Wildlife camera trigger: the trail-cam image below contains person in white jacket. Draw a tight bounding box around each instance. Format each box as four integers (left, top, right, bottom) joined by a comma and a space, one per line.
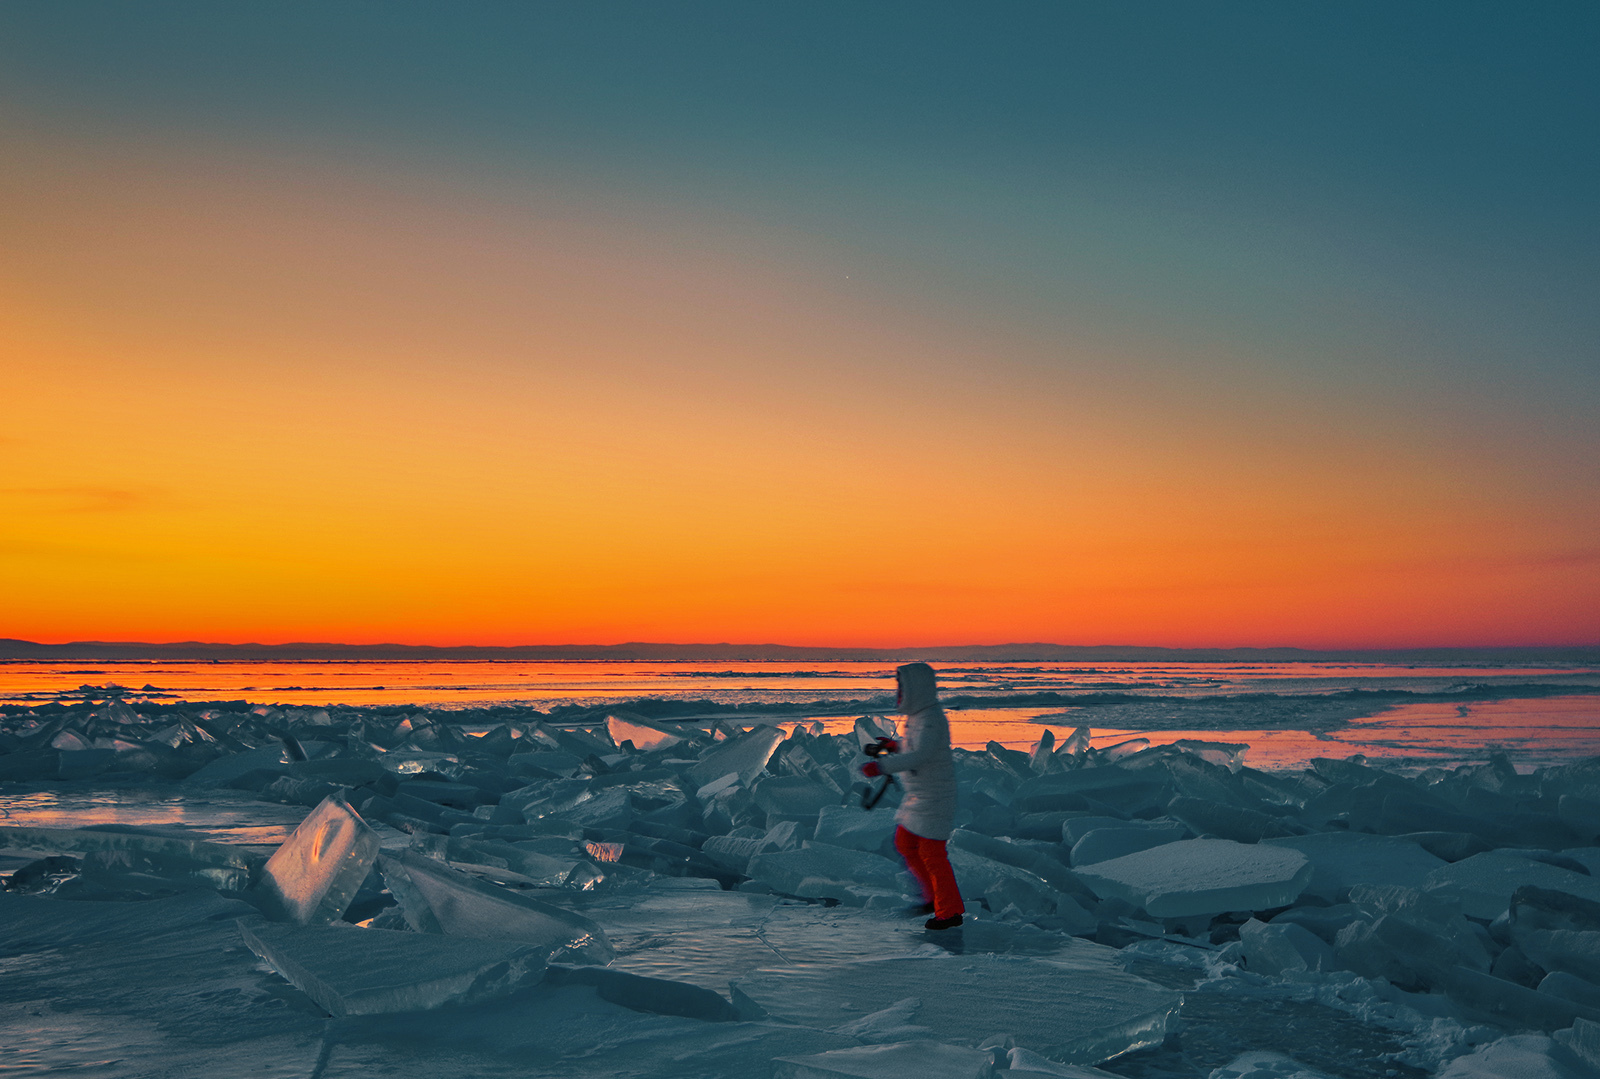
860, 662, 965, 929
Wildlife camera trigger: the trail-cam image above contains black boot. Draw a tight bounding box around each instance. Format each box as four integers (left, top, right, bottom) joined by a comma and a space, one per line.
924, 913, 963, 931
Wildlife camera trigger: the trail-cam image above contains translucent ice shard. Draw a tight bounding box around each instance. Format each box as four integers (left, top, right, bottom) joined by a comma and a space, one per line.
541, 963, 739, 1021
237, 920, 544, 1016
753, 775, 841, 823
605, 713, 686, 753
946, 848, 1063, 918
1553, 1016, 1600, 1070
0, 824, 256, 891
1437, 1033, 1596, 1079
686, 724, 786, 790
1538, 971, 1600, 1010
376, 849, 614, 964
1262, 832, 1445, 902
1070, 823, 1187, 867
746, 841, 904, 897
1425, 851, 1600, 919
813, 804, 897, 853
182, 744, 291, 788
733, 953, 1179, 1066
1333, 913, 1491, 989
1238, 917, 1335, 975
772, 1040, 996, 1079
1006, 1046, 1126, 1078
1426, 965, 1600, 1031
1073, 839, 1311, 918
254, 794, 380, 924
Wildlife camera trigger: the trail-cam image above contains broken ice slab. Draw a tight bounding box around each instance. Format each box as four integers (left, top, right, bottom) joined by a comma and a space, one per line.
1168, 739, 1249, 771
946, 847, 1072, 920
582, 888, 789, 988
732, 953, 1178, 1066
1268, 903, 1362, 945
747, 841, 905, 897
376, 849, 614, 964
541, 963, 738, 1021
702, 833, 778, 873
1006, 1046, 1125, 1078
1013, 768, 1169, 815
407, 832, 581, 887
254, 794, 380, 924
752, 774, 840, 822
772, 1040, 996, 1079
604, 712, 687, 753
1070, 822, 1187, 867
1398, 830, 1494, 862
812, 805, 896, 853
1074, 839, 1311, 919
1510, 886, 1600, 984
237, 920, 544, 1016
508, 749, 584, 777
0, 823, 256, 890
182, 744, 291, 788
1262, 832, 1447, 903
1425, 963, 1600, 1031
685, 724, 787, 790
1437, 1033, 1597, 1079
1165, 796, 1290, 844
1553, 1016, 1600, 1070
1333, 913, 1492, 989
1237, 917, 1336, 976
1539, 971, 1600, 1010
1206, 1050, 1337, 1079
1424, 850, 1600, 919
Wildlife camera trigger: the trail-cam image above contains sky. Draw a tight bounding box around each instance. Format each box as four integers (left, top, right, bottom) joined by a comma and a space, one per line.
1, 2, 1597, 649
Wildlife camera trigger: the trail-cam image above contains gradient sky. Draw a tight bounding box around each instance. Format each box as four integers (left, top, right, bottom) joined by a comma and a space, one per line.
2, 3, 1597, 648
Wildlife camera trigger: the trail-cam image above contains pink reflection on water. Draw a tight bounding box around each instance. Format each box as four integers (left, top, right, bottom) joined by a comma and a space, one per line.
0, 789, 308, 850
796, 696, 1600, 773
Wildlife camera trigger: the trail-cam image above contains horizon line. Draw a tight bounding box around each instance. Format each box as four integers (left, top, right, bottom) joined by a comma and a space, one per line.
3, 637, 1598, 655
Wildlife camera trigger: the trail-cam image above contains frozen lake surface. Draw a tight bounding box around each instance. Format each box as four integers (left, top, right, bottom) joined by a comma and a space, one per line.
5, 657, 1599, 769
4, 667, 1600, 1076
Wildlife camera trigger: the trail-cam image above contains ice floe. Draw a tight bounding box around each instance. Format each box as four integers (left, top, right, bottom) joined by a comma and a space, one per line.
8, 699, 1600, 1076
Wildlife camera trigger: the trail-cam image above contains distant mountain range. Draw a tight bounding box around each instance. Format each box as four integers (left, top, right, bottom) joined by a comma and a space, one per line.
1, 638, 1596, 664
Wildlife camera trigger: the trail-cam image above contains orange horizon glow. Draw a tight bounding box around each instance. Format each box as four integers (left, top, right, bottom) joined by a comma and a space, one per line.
4, 127, 1598, 652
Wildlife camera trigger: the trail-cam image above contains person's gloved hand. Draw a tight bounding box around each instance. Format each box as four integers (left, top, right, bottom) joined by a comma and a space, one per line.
860, 761, 883, 778
879, 737, 900, 753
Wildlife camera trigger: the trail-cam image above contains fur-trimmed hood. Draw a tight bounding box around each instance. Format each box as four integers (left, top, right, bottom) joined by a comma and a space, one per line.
896, 662, 939, 714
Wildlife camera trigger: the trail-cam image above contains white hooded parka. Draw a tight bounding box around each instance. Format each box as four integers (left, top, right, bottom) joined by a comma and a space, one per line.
876, 662, 958, 841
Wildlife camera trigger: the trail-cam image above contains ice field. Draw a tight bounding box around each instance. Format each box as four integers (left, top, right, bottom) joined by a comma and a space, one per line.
4, 670, 1600, 1077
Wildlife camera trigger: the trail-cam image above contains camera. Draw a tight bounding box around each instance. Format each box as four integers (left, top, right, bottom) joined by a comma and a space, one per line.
863, 736, 898, 758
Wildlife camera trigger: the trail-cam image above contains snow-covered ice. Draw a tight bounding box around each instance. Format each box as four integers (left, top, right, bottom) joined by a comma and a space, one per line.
1074, 839, 1312, 918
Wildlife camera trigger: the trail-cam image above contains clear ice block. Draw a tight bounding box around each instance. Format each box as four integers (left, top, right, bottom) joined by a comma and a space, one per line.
255, 794, 380, 924
376, 849, 614, 964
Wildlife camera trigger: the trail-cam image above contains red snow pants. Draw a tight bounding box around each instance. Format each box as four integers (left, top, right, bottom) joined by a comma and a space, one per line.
894, 825, 964, 919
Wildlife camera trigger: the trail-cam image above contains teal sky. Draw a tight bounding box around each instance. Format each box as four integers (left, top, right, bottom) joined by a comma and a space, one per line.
1, 3, 1597, 647
6, 4, 1595, 403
